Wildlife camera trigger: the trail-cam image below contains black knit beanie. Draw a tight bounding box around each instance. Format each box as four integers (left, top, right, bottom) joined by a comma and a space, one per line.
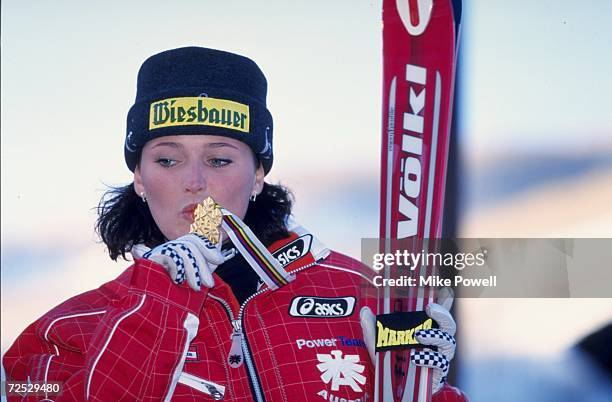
124, 46, 274, 174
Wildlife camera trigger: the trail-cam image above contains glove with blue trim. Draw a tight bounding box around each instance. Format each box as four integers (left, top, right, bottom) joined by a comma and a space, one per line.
132, 233, 226, 291
410, 287, 456, 393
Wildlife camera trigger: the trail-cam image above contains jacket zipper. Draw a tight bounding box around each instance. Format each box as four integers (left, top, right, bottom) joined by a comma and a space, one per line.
209, 261, 319, 402
178, 372, 225, 400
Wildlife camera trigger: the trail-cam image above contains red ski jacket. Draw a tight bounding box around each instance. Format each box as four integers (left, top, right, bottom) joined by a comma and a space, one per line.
3, 230, 467, 402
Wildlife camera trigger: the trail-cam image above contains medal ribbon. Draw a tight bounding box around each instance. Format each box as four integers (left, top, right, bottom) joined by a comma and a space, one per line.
220, 208, 295, 289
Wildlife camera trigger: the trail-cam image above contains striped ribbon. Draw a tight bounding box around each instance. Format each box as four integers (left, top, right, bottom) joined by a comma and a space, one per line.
220, 208, 294, 290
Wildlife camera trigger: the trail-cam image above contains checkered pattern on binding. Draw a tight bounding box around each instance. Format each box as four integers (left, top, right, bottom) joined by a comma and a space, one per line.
195, 234, 217, 250
162, 243, 187, 283
411, 350, 449, 373
178, 244, 201, 287
416, 328, 456, 345
144, 242, 202, 288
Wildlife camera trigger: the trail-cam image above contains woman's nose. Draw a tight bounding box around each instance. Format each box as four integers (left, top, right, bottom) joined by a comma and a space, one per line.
183, 162, 206, 194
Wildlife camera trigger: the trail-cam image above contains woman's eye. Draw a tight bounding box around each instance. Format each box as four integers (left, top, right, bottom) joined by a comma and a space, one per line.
156, 158, 177, 167
209, 158, 232, 168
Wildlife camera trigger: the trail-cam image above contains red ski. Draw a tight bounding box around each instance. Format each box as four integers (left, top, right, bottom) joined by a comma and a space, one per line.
377, 1, 461, 401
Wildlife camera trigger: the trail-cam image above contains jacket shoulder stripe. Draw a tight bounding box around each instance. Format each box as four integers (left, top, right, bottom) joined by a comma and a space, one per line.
86, 294, 146, 399
43, 354, 55, 397
317, 263, 375, 286
43, 309, 108, 345
164, 312, 200, 401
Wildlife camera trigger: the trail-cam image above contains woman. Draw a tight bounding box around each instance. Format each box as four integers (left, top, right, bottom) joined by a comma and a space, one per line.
3, 47, 466, 401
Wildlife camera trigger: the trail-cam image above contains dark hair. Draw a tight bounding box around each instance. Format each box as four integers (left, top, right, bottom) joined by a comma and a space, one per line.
96, 182, 293, 261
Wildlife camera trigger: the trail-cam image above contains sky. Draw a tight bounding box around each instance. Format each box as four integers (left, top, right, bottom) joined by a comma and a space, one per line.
2, 0, 612, 386
461, 1, 612, 152
2, 0, 611, 245
1, 0, 385, 246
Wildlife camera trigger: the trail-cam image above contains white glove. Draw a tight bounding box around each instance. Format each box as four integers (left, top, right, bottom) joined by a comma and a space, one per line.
410, 287, 456, 393
132, 233, 226, 291
359, 306, 377, 364
359, 287, 457, 394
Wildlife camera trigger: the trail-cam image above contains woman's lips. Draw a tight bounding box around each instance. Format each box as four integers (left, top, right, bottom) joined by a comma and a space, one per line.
180, 204, 198, 221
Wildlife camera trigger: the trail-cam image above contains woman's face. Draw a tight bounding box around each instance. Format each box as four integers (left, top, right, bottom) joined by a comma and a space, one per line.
134, 135, 264, 240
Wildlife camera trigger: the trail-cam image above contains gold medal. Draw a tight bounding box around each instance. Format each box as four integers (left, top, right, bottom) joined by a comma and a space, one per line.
189, 196, 223, 244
